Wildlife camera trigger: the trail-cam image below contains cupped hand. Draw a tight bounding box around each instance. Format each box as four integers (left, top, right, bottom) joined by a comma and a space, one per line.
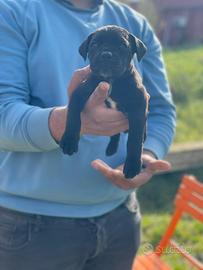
91, 151, 171, 190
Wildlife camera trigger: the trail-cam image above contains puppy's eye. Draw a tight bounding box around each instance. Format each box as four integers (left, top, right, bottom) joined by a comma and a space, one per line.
91, 43, 98, 48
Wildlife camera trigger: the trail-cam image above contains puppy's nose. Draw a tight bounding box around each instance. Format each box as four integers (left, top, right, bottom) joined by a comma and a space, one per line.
101, 51, 113, 59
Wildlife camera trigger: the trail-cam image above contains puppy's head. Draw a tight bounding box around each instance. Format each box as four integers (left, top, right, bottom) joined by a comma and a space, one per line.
79, 25, 147, 79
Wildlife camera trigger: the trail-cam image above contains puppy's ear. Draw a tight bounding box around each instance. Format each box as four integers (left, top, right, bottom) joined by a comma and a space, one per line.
129, 34, 147, 62
79, 33, 94, 61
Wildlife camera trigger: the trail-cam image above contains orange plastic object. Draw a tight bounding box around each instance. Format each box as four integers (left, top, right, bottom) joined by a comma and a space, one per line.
132, 175, 203, 270
133, 252, 171, 270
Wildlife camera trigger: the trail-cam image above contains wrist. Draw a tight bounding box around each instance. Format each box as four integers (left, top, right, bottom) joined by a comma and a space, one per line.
49, 106, 67, 142
143, 149, 158, 159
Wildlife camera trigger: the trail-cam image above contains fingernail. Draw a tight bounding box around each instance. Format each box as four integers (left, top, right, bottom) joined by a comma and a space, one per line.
86, 65, 92, 72
91, 161, 98, 170
99, 82, 110, 91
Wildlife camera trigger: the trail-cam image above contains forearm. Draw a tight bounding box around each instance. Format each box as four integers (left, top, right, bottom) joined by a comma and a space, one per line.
0, 102, 59, 152
49, 106, 67, 143
143, 102, 176, 159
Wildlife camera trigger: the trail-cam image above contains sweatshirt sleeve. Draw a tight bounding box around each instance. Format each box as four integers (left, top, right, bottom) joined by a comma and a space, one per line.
0, 1, 59, 152
140, 19, 176, 159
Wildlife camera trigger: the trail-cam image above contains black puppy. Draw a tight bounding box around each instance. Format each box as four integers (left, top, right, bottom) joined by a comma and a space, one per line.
60, 25, 149, 178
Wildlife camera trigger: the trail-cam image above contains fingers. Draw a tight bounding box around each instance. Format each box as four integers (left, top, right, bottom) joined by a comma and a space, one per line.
68, 66, 91, 98
129, 171, 153, 187
84, 100, 127, 123
92, 158, 149, 190
83, 120, 128, 136
91, 159, 113, 179
92, 158, 172, 191
98, 107, 127, 122
142, 153, 171, 173
87, 82, 110, 107
147, 160, 171, 173
91, 159, 132, 190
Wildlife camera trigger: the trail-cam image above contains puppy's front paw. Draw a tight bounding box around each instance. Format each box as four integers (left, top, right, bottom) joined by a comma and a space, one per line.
60, 134, 79, 155
123, 159, 141, 179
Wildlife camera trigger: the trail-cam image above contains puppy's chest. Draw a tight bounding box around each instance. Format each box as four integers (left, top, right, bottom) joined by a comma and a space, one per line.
105, 85, 118, 110
104, 82, 138, 112
105, 83, 119, 109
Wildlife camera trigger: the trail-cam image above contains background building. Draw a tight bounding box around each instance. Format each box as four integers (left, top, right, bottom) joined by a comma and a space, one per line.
155, 0, 203, 46
125, 0, 203, 46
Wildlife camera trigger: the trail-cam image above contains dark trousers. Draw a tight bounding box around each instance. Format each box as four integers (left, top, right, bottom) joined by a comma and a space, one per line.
0, 201, 141, 270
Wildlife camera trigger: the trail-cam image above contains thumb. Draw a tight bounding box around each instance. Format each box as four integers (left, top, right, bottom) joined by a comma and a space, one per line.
88, 82, 110, 106
147, 160, 171, 174
68, 66, 91, 98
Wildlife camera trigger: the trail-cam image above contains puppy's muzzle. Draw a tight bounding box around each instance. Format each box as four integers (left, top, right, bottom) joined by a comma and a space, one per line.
101, 51, 113, 60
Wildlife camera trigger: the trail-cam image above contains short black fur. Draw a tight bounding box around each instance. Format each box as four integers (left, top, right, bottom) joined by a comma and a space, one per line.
60, 25, 149, 178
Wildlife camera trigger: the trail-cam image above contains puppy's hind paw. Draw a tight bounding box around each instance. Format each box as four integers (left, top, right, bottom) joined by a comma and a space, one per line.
59, 135, 79, 155
123, 161, 141, 179
105, 144, 117, 156
105, 134, 120, 156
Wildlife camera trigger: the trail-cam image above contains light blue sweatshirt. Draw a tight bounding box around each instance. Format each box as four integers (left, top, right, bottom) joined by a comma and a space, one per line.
0, 0, 176, 217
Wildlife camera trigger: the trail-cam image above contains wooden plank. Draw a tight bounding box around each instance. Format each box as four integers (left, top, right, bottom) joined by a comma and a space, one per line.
165, 142, 203, 172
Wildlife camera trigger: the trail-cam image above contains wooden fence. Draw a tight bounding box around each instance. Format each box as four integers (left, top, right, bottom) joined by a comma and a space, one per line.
165, 142, 203, 172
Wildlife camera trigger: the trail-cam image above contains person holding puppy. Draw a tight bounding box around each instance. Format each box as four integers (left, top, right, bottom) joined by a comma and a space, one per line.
0, 0, 176, 269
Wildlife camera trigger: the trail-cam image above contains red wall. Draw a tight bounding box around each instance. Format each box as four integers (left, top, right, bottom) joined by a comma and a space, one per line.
159, 8, 203, 46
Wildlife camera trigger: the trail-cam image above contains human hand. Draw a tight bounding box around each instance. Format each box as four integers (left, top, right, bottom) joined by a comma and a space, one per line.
91, 150, 171, 190
68, 66, 129, 136
49, 66, 128, 142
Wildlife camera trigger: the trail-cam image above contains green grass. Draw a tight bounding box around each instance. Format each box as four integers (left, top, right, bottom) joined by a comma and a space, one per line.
176, 101, 203, 142
163, 46, 203, 143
